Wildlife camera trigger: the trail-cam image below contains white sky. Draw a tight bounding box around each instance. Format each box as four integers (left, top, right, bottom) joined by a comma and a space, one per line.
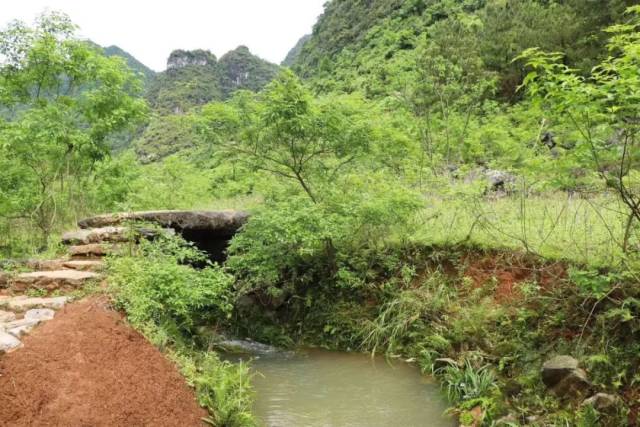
1, 0, 327, 71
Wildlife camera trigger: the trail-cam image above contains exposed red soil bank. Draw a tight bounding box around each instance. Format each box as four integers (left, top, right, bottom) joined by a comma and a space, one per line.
0, 298, 207, 426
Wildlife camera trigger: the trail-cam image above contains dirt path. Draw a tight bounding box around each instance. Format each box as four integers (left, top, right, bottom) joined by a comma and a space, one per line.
0, 298, 207, 427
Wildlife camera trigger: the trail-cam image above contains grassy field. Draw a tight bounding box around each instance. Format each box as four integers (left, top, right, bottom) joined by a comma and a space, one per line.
412, 192, 633, 267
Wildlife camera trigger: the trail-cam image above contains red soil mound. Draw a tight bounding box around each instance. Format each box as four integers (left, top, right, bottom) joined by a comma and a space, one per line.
0, 298, 207, 426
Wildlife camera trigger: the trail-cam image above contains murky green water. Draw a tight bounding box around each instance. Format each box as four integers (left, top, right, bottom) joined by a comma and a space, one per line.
250, 349, 453, 427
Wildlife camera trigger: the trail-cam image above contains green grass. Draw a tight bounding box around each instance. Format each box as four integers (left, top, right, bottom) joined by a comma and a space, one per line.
412, 193, 633, 267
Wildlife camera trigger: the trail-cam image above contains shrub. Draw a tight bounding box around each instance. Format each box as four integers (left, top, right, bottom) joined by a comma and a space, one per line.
108, 236, 234, 330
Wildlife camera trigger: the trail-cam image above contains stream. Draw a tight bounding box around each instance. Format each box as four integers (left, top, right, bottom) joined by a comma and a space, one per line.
242, 348, 454, 427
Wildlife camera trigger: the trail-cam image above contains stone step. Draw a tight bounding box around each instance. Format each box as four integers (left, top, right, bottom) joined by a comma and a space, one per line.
0, 309, 55, 338
68, 243, 122, 259
0, 331, 21, 353
0, 296, 69, 312
10, 270, 101, 292
22, 259, 105, 272
62, 226, 129, 245
62, 260, 105, 272
0, 310, 16, 322
2, 318, 39, 338
25, 259, 69, 271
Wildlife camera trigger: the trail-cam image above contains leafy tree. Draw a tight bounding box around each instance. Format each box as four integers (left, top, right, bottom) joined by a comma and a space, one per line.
0, 12, 146, 245
204, 70, 372, 203
398, 14, 495, 181
519, 6, 640, 251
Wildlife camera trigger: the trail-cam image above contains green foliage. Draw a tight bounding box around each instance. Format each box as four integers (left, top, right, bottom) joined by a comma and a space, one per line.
134, 113, 201, 162
0, 11, 146, 250
520, 6, 640, 253
227, 175, 421, 299
175, 351, 256, 427
362, 273, 454, 354
108, 235, 234, 330
289, 0, 626, 100
438, 360, 498, 404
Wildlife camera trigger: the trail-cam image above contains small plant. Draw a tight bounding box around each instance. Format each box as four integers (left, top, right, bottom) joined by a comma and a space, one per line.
175, 351, 257, 427
437, 360, 498, 403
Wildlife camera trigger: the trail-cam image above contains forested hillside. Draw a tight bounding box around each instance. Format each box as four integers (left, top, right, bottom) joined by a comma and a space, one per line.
291, 0, 634, 99
103, 44, 156, 83
137, 46, 279, 161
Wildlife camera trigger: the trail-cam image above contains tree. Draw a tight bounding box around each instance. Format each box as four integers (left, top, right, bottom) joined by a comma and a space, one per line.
202, 70, 372, 203
0, 12, 147, 246
397, 14, 495, 183
519, 6, 640, 252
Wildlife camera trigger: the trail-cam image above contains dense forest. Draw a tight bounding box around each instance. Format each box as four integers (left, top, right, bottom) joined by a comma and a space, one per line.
3, 1, 640, 425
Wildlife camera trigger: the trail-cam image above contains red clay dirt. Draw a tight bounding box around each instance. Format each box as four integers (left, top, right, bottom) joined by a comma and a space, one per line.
463, 253, 566, 303
0, 298, 207, 426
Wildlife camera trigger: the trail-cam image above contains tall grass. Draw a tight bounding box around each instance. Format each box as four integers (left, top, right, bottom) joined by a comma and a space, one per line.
412, 192, 634, 267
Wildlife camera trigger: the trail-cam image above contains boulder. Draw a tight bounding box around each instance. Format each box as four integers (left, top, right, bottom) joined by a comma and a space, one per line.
552, 368, 591, 399
0, 310, 16, 323
11, 270, 100, 292
542, 355, 591, 399
24, 308, 55, 321
78, 210, 249, 237
61, 226, 128, 245
0, 331, 21, 353
582, 393, 620, 411
485, 169, 516, 192
0, 296, 69, 312
542, 355, 580, 388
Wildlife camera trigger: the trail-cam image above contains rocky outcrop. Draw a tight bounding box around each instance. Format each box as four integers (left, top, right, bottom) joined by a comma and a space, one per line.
78, 210, 249, 236
0, 310, 16, 322
542, 355, 591, 399
167, 49, 217, 69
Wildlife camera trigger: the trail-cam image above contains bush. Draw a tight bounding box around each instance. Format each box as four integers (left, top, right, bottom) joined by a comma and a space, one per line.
108, 236, 234, 330
227, 173, 423, 302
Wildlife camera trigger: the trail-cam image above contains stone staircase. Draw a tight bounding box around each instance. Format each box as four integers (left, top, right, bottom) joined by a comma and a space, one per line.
0, 226, 130, 354
0, 210, 247, 355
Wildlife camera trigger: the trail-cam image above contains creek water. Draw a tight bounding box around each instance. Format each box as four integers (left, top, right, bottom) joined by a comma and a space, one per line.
247, 348, 453, 427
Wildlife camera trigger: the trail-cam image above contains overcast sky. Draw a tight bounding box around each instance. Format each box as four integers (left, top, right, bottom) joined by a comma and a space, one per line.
2, 0, 326, 71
